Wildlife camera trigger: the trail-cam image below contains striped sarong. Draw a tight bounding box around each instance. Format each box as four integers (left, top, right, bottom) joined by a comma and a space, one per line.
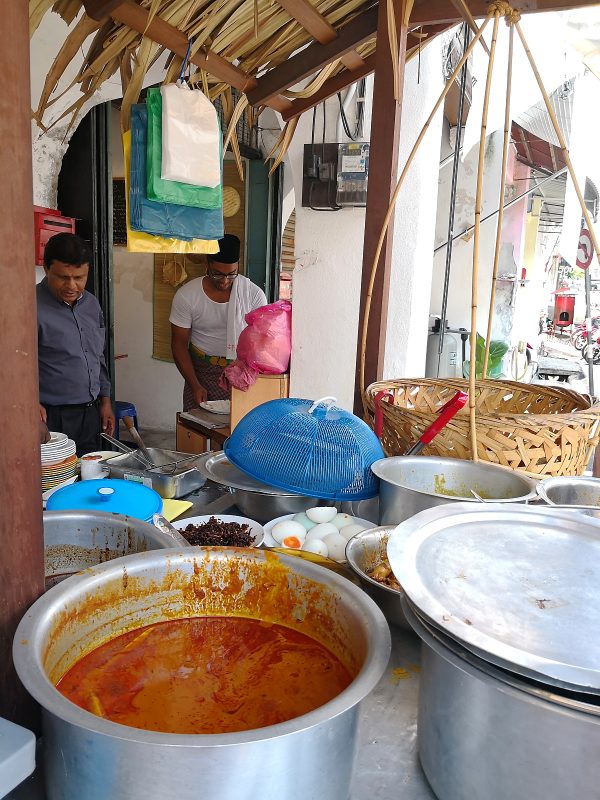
183, 348, 230, 410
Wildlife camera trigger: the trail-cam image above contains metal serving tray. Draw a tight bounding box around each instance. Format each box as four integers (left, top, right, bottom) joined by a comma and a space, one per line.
104, 448, 206, 499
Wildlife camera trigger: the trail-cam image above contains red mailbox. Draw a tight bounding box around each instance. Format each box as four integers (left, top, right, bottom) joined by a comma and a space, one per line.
34, 206, 76, 266
553, 293, 575, 328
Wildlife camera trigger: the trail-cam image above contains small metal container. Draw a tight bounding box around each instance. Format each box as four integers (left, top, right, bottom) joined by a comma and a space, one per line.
537, 475, 600, 518
106, 448, 206, 499
372, 456, 538, 525
345, 527, 409, 629
43, 510, 188, 587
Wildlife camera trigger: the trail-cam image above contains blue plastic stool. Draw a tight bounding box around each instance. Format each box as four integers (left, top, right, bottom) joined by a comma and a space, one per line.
114, 401, 139, 441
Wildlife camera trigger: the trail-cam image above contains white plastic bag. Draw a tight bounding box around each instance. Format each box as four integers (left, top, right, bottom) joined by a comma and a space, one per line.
160, 81, 221, 188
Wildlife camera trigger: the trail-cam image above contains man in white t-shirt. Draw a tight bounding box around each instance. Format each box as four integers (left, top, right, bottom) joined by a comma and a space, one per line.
169, 235, 267, 409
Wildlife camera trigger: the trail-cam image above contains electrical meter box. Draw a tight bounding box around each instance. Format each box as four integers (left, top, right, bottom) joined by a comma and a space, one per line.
336, 142, 369, 206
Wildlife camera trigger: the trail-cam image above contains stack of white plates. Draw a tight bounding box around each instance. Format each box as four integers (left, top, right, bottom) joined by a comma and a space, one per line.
41, 432, 78, 492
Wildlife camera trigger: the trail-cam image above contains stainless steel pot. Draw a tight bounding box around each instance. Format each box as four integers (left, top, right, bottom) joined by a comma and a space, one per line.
232, 486, 321, 521
43, 510, 188, 587
14, 548, 390, 800
372, 456, 538, 525
404, 601, 600, 800
345, 527, 409, 629
537, 475, 600, 518
195, 451, 322, 523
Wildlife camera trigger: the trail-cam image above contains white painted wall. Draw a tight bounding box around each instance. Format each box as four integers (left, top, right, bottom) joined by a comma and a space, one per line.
383, 44, 445, 378
430, 126, 529, 347
287, 44, 444, 409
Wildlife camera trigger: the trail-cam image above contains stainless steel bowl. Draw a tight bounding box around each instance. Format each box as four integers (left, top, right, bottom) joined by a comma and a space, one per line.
233, 487, 321, 522
43, 510, 188, 588
345, 527, 409, 629
537, 476, 600, 518
372, 456, 538, 525
14, 548, 391, 800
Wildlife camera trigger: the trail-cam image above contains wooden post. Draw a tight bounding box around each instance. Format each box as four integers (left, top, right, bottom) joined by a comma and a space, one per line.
353, 0, 409, 412
0, 0, 45, 728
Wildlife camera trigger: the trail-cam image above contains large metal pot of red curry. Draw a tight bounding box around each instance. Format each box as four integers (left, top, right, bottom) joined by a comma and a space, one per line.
14, 547, 390, 800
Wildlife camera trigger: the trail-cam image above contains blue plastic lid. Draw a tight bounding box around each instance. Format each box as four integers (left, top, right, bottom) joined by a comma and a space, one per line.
46, 478, 163, 522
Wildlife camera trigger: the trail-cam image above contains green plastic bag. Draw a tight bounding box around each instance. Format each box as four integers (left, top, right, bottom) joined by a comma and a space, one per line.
146, 88, 223, 210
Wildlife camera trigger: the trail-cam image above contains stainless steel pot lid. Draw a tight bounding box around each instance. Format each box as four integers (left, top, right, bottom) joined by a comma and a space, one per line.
196, 451, 302, 497
388, 502, 600, 694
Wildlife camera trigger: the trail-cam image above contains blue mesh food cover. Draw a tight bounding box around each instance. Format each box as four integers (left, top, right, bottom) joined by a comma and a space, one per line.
130, 104, 224, 241
224, 397, 384, 500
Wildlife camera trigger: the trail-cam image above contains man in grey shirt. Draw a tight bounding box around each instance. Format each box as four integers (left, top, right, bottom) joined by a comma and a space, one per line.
37, 233, 115, 455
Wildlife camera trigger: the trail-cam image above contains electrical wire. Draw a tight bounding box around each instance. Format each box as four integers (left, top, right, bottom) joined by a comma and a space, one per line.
337, 92, 356, 140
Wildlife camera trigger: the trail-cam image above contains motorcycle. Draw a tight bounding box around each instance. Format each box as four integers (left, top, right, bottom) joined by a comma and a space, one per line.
582, 335, 600, 365
570, 318, 600, 351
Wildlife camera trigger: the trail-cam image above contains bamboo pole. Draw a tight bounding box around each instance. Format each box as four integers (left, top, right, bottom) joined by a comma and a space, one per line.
359, 12, 493, 403
483, 23, 514, 377
515, 22, 600, 267
469, 12, 500, 460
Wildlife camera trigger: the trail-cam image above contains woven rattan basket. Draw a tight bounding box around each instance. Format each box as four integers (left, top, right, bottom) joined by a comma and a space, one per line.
365, 378, 600, 478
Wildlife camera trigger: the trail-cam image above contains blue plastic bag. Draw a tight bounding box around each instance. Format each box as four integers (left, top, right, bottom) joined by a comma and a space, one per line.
130, 104, 224, 241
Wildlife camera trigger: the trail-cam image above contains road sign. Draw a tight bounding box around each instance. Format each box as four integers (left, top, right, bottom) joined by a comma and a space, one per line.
576, 228, 594, 270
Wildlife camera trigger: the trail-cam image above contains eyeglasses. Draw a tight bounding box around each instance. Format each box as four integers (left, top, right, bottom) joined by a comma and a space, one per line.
208, 267, 238, 281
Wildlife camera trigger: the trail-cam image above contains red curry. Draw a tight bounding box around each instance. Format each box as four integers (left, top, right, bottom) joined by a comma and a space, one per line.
57, 616, 353, 734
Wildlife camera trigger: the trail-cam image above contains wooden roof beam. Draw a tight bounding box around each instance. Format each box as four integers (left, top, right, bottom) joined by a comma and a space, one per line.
274, 0, 365, 71
248, 5, 378, 107
410, 0, 600, 26
281, 54, 376, 121
518, 127, 535, 165
83, 0, 293, 113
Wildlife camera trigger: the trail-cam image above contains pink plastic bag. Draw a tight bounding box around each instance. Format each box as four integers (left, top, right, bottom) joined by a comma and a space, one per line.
236, 300, 292, 374
219, 360, 259, 392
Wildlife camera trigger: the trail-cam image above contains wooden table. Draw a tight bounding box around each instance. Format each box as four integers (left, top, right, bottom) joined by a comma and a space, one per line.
175, 412, 230, 454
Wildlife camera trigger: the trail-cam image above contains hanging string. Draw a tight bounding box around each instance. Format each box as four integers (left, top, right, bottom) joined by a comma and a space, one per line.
412, 28, 428, 84
177, 38, 194, 83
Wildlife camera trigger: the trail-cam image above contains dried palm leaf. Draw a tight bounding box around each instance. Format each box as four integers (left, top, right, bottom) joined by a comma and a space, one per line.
268, 116, 298, 176
52, 0, 81, 26
121, 37, 161, 132
223, 93, 248, 150
33, 13, 101, 123
283, 59, 340, 99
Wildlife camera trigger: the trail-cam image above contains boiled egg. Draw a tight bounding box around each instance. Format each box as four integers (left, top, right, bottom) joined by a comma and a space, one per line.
292, 512, 317, 531
322, 532, 347, 562
332, 513, 354, 530
305, 523, 338, 542
271, 520, 306, 546
339, 522, 366, 541
306, 507, 337, 524
302, 539, 328, 557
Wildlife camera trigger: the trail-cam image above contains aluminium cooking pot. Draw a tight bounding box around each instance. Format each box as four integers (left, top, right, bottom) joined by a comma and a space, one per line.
404, 601, 600, 800
372, 456, 538, 525
14, 547, 390, 800
43, 510, 188, 587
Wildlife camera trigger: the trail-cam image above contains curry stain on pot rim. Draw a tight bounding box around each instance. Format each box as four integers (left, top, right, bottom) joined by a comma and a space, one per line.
44, 548, 364, 687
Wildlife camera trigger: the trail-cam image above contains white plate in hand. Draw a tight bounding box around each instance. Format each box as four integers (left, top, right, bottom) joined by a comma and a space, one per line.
199, 400, 231, 415
263, 514, 376, 548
